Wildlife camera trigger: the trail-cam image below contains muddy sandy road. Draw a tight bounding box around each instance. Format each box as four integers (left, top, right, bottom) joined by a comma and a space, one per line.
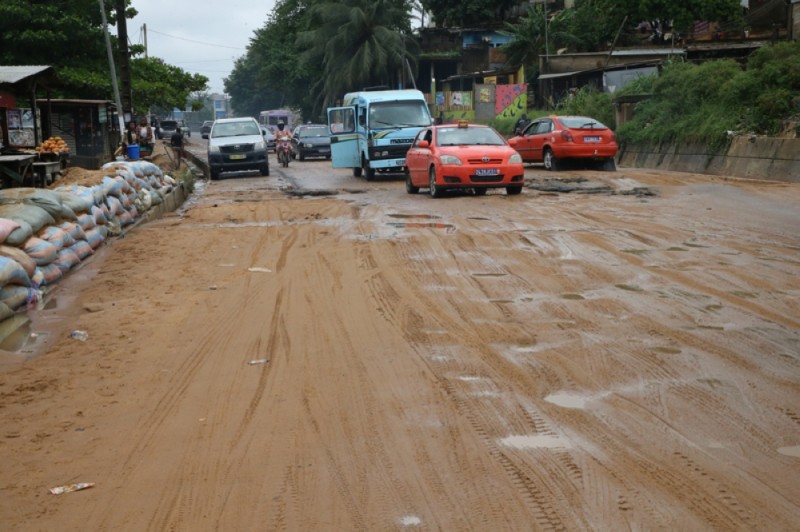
1, 160, 798, 530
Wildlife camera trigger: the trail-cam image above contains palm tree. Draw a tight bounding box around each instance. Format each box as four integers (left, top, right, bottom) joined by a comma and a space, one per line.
298, 0, 418, 110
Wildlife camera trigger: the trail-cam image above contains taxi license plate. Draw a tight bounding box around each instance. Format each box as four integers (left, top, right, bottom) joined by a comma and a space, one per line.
475, 168, 498, 176
584, 136, 601, 143
229, 154, 246, 160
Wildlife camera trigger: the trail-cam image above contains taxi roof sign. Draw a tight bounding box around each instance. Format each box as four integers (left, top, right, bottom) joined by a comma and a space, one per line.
457, 119, 469, 128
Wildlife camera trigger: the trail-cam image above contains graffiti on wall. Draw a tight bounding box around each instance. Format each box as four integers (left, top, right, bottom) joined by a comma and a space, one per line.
495, 84, 527, 120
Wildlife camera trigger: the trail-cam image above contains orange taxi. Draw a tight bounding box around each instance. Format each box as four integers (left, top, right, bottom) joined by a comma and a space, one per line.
508, 115, 618, 171
405, 122, 525, 197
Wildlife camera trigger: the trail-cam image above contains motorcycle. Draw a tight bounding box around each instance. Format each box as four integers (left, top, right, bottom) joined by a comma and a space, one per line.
277, 139, 291, 167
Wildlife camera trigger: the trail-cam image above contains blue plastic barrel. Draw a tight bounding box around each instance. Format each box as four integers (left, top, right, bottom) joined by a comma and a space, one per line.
126, 144, 140, 159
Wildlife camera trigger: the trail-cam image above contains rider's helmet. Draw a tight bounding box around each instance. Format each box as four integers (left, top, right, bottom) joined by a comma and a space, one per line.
277, 121, 285, 130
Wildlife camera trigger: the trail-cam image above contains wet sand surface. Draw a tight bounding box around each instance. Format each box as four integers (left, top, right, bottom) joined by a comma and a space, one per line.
1, 158, 798, 530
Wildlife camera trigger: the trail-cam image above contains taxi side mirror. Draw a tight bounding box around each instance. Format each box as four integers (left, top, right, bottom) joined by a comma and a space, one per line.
418, 140, 430, 148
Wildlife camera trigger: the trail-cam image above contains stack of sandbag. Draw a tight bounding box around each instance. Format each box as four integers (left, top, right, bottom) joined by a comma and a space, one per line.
0, 161, 180, 320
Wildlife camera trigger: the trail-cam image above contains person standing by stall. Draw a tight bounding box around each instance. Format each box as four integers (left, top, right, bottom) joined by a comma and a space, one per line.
138, 117, 154, 157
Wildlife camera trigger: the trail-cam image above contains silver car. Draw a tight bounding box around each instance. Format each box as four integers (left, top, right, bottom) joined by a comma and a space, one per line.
207, 117, 270, 180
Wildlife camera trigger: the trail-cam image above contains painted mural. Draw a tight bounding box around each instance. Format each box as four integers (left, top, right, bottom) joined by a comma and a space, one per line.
495, 84, 527, 120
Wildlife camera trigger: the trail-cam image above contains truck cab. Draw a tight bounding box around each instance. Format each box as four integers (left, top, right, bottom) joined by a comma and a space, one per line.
327, 89, 432, 180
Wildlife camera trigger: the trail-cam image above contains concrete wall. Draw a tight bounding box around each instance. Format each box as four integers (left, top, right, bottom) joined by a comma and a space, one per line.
617, 136, 800, 183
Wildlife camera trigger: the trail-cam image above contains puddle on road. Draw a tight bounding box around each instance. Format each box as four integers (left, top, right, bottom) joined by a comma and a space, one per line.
387, 222, 455, 231
500, 434, 571, 450
777, 446, 800, 458
544, 392, 588, 410
388, 213, 441, 220
398, 515, 423, 527
0, 315, 48, 353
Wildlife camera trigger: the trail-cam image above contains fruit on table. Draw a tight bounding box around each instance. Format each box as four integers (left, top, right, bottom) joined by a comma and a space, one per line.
35, 136, 69, 154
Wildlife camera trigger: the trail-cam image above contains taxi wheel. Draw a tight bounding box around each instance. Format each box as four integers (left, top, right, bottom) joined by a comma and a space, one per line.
474, 188, 487, 196
405, 171, 419, 194
506, 185, 523, 195
429, 167, 443, 198
544, 148, 561, 171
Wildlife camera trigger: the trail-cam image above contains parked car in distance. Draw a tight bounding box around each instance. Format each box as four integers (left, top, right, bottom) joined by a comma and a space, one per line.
200, 120, 214, 139
508, 115, 617, 171
290, 124, 331, 160
262, 126, 275, 152
158, 119, 191, 139
405, 122, 525, 197
207, 117, 269, 180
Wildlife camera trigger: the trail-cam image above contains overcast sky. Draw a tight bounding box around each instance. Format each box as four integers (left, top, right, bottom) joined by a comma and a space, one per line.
124, 0, 278, 95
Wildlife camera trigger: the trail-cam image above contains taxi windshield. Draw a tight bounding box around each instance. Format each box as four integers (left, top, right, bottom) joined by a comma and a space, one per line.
437, 127, 505, 146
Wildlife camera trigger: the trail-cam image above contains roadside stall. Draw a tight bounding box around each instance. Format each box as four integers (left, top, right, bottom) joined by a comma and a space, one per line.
0, 66, 55, 188
37, 99, 118, 171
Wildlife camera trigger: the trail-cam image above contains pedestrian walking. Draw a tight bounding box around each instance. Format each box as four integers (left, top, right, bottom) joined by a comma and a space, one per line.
170, 124, 185, 169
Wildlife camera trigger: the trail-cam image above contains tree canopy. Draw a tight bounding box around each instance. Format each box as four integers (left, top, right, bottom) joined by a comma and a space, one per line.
421, 0, 519, 28
0, 0, 207, 113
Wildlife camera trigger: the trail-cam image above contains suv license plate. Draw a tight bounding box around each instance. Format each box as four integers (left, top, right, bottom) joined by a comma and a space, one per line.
475, 168, 498, 176
229, 154, 246, 160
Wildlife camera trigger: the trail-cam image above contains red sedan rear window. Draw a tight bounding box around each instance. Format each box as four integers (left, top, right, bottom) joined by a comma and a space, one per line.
559, 117, 609, 130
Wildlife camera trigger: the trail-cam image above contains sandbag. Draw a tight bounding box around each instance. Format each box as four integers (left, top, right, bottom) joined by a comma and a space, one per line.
0, 203, 55, 235
23, 237, 59, 266
56, 186, 95, 214
0, 218, 21, 243
0, 245, 36, 277
91, 205, 107, 225
0, 256, 32, 287
39, 226, 76, 249
70, 240, 93, 260
76, 213, 96, 232
35, 263, 62, 286
58, 221, 87, 242
0, 300, 14, 322
53, 248, 80, 273
0, 188, 66, 221
118, 211, 134, 226
105, 195, 123, 216
5, 219, 33, 247
0, 285, 37, 310
84, 227, 106, 249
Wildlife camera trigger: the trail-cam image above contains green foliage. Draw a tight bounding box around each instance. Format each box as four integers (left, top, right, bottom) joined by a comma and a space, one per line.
226, 0, 319, 120
0, 0, 206, 111
421, 0, 518, 28
556, 86, 615, 129
615, 41, 800, 150
297, 0, 417, 112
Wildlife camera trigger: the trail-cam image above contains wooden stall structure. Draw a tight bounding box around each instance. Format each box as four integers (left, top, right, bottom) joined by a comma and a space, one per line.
37, 99, 118, 170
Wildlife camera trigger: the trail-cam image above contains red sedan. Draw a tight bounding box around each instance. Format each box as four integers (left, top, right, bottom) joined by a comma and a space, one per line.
508, 115, 618, 171
405, 123, 525, 197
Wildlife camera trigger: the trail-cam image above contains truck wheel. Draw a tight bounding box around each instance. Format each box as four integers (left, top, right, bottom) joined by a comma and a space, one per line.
261, 164, 270, 177
353, 166, 362, 177
210, 168, 220, 180
363, 158, 375, 181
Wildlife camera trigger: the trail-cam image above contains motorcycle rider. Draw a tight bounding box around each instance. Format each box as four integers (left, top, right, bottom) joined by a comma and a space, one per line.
274, 121, 293, 164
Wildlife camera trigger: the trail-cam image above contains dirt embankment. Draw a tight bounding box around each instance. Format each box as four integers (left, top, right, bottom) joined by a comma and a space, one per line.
0, 165, 798, 530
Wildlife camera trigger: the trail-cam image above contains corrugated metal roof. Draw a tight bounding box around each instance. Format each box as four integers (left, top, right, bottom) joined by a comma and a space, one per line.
0, 65, 53, 85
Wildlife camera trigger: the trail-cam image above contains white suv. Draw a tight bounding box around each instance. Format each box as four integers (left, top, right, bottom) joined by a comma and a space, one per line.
207, 117, 270, 180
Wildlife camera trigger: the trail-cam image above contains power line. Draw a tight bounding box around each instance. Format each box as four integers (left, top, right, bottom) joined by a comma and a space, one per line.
146, 27, 245, 51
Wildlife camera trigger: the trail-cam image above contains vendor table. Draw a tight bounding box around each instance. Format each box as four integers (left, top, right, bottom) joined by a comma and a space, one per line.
0, 154, 35, 186
32, 160, 62, 186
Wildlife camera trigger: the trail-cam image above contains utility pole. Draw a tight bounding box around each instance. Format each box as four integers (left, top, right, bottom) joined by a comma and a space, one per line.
115, 0, 133, 122
143, 23, 148, 58
98, 0, 125, 143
